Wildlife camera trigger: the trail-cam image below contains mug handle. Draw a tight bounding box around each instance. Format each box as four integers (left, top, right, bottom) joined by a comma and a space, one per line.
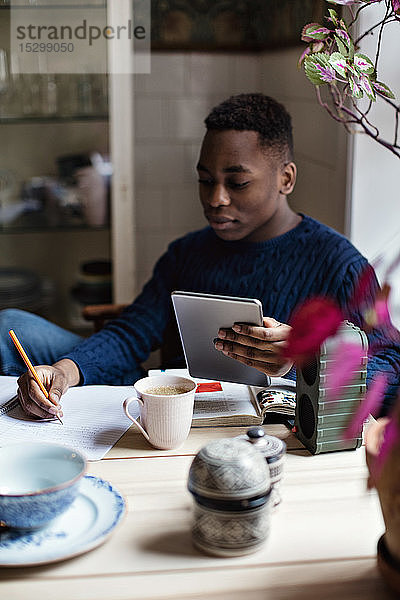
123, 396, 150, 442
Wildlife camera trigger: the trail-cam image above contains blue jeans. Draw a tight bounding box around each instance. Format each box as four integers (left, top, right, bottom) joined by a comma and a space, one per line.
0, 309, 83, 376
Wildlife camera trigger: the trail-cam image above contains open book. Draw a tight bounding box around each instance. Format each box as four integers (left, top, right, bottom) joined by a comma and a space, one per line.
148, 369, 296, 427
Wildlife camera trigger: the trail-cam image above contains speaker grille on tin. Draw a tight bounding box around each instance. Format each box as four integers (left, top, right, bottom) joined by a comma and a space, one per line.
301, 356, 318, 387
298, 394, 315, 440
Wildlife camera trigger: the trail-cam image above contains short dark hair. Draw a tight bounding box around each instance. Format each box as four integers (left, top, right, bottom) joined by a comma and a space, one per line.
204, 93, 294, 162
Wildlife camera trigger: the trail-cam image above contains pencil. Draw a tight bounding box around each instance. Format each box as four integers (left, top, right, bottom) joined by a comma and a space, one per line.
8, 329, 63, 425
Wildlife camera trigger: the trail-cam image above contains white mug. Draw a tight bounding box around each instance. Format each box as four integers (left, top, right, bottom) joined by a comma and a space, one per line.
123, 375, 197, 450
75, 166, 107, 227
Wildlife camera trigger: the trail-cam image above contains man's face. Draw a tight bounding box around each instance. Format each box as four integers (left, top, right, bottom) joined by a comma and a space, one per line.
197, 129, 291, 243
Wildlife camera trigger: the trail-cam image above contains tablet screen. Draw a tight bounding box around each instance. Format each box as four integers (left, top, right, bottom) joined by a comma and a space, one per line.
171, 291, 270, 386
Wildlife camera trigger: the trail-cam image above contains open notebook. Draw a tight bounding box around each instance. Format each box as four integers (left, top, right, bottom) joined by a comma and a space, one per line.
0, 377, 136, 461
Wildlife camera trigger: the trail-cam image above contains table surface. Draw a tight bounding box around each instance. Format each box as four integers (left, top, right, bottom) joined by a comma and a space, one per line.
0, 422, 397, 600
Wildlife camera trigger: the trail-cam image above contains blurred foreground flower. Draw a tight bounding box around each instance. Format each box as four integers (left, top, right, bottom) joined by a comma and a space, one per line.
344, 372, 388, 440
324, 341, 365, 404
283, 297, 342, 364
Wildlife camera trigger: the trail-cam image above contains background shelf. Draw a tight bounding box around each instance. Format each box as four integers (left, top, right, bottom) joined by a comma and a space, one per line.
0, 114, 108, 124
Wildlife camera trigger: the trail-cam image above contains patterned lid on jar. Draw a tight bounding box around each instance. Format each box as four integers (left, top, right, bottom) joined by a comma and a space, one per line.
241, 427, 286, 464
188, 438, 271, 501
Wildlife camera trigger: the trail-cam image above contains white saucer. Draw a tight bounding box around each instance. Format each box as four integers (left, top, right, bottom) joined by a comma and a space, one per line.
0, 475, 126, 567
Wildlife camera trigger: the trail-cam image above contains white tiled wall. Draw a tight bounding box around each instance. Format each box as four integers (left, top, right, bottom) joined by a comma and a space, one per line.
260, 48, 348, 233
133, 52, 266, 293
133, 50, 348, 294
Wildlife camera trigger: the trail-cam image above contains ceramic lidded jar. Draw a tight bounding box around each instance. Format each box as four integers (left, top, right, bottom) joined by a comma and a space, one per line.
240, 427, 286, 507
187, 438, 272, 557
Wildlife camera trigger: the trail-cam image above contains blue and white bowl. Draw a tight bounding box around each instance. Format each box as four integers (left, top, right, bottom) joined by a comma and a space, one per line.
0, 442, 87, 529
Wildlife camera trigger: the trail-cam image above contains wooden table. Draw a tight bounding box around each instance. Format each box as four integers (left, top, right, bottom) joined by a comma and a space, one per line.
0, 423, 397, 599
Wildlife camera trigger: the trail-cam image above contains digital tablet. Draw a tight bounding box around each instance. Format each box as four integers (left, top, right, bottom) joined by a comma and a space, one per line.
171, 291, 270, 387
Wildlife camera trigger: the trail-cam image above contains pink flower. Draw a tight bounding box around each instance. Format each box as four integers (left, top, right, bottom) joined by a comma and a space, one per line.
325, 342, 365, 404
343, 373, 387, 440
374, 297, 391, 325
284, 297, 343, 364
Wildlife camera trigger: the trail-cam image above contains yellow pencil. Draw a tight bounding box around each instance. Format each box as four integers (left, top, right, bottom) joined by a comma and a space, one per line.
8, 329, 63, 425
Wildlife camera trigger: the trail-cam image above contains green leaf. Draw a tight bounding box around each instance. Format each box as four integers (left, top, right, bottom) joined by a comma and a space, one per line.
346, 62, 358, 77
373, 81, 396, 99
303, 24, 331, 41
347, 38, 355, 61
334, 35, 349, 57
349, 77, 363, 99
359, 75, 376, 101
304, 53, 335, 85
329, 52, 348, 78
312, 41, 325, 53
328, 9, 339, 26
354, 53, 375, 75
302, 22, 328, 43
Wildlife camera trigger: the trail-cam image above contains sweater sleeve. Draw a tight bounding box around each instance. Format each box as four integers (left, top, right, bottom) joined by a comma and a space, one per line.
336, 260, 400, 416
62, 240, 181, 385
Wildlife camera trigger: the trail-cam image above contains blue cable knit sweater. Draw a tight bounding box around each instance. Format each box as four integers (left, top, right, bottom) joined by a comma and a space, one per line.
64, 215, 400, 414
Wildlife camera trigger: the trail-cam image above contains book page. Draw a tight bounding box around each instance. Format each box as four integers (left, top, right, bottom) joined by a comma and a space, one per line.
0, 377, 137, 461
193, 380, 259, 420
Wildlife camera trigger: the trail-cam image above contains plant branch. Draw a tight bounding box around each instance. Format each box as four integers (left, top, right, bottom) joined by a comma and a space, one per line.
374, 2, 390, 71
315, 83, 400, 157
348, 2, 371, 29
338, 104, 400, 158
356, 15, 391, 45
362, 3, 389, 118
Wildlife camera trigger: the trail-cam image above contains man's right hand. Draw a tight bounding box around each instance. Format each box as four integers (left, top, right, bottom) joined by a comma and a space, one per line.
17, 359, 80, 419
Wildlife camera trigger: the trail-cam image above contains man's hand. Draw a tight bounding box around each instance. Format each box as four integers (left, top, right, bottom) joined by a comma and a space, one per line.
17, 359, 80, 419
214, 317, 293, 377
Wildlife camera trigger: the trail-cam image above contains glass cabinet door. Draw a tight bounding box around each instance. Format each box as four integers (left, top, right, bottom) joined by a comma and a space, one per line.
0, 1, 135, 329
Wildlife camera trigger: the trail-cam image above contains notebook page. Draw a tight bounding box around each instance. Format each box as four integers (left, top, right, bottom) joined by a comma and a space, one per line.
0, 378, 137, 461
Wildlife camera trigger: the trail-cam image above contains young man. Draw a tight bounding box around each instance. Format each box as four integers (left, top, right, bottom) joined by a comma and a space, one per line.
1, 93, 399, 419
